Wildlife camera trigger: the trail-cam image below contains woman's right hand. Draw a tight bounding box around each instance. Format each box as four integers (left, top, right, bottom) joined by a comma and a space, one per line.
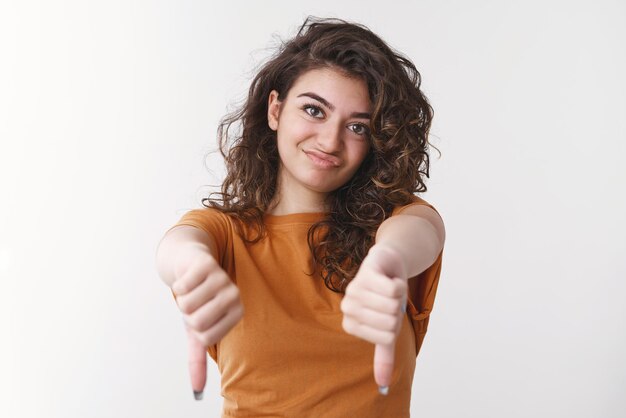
171, 245, 244, 399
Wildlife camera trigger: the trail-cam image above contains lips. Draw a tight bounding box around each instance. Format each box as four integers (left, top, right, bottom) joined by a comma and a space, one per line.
303, 149, 341, 167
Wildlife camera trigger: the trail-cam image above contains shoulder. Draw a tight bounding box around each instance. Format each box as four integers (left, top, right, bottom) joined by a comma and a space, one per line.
172, 207, 236, 237
177, 206, 232, 222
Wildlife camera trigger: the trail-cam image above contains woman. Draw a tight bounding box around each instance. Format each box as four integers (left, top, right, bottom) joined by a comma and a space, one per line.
156, 16, 445, 417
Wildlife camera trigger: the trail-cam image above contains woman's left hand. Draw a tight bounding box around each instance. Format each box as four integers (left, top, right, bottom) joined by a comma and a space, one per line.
340, 244, 408, 393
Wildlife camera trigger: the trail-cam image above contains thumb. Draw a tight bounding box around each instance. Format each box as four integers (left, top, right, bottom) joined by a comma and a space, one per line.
373, 342, 395, 395
185, 324, 207, 400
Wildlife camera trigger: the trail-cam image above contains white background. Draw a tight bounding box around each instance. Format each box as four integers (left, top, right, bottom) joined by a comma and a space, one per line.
1, 1, 624, 417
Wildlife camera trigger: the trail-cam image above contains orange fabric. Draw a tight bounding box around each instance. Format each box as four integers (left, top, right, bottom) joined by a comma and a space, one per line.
169, 196, 443, 417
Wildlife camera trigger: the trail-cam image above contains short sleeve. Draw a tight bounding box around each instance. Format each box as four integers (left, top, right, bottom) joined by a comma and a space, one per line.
166, 207, 234, 267
391, 195, 444, 357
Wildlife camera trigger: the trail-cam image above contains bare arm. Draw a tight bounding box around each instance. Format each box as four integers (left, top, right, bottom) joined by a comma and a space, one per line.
155, 225, 218, 288
374, 204, 446, 278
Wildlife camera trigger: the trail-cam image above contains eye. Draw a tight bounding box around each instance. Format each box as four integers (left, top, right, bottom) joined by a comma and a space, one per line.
349, 123, 371, 137
302, 103, 324, 118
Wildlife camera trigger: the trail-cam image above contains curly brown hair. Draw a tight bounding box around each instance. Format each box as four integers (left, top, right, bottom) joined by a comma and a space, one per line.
202, 16, 436, 293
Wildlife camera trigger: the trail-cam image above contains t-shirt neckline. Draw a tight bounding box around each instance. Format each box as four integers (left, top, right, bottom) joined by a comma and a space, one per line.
263, 211, 328, 225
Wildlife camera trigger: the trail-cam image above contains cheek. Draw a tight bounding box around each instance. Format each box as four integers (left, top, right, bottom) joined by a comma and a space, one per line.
351, 141, 371, 164
290, 121, 315, 141
277, 125, 309, 152
282, 113, 316, 137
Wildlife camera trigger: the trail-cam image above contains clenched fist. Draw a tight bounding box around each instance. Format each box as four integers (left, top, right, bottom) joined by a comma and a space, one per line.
340, 244, 408, 393
171, 245, 244, 398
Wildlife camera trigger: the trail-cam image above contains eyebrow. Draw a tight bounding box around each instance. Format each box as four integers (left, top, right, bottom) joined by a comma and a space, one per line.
296, 92, 371, 120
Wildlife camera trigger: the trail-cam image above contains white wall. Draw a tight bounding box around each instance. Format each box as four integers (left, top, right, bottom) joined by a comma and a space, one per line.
1, 1, 624, 417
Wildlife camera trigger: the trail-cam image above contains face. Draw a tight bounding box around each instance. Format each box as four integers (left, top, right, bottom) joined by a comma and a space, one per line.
267, 67, 372, 199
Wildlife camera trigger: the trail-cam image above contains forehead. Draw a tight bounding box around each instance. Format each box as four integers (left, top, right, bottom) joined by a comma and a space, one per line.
286, 67, 371, 106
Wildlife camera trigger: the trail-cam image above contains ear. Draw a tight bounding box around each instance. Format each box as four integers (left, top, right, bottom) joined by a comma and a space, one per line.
267, 90, 282, 131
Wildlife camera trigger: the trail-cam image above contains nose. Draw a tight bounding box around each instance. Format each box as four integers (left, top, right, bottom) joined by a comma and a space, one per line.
316, 122, 343, 154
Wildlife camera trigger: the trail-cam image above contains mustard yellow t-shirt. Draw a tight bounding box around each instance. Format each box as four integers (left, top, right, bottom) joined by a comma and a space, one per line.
170, 196, 443, 417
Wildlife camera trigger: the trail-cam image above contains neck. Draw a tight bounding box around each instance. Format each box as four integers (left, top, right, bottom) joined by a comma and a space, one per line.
267, 172, 328, 215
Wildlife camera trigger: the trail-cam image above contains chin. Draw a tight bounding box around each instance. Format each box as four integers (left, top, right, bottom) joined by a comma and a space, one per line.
302, 177, 345, 194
